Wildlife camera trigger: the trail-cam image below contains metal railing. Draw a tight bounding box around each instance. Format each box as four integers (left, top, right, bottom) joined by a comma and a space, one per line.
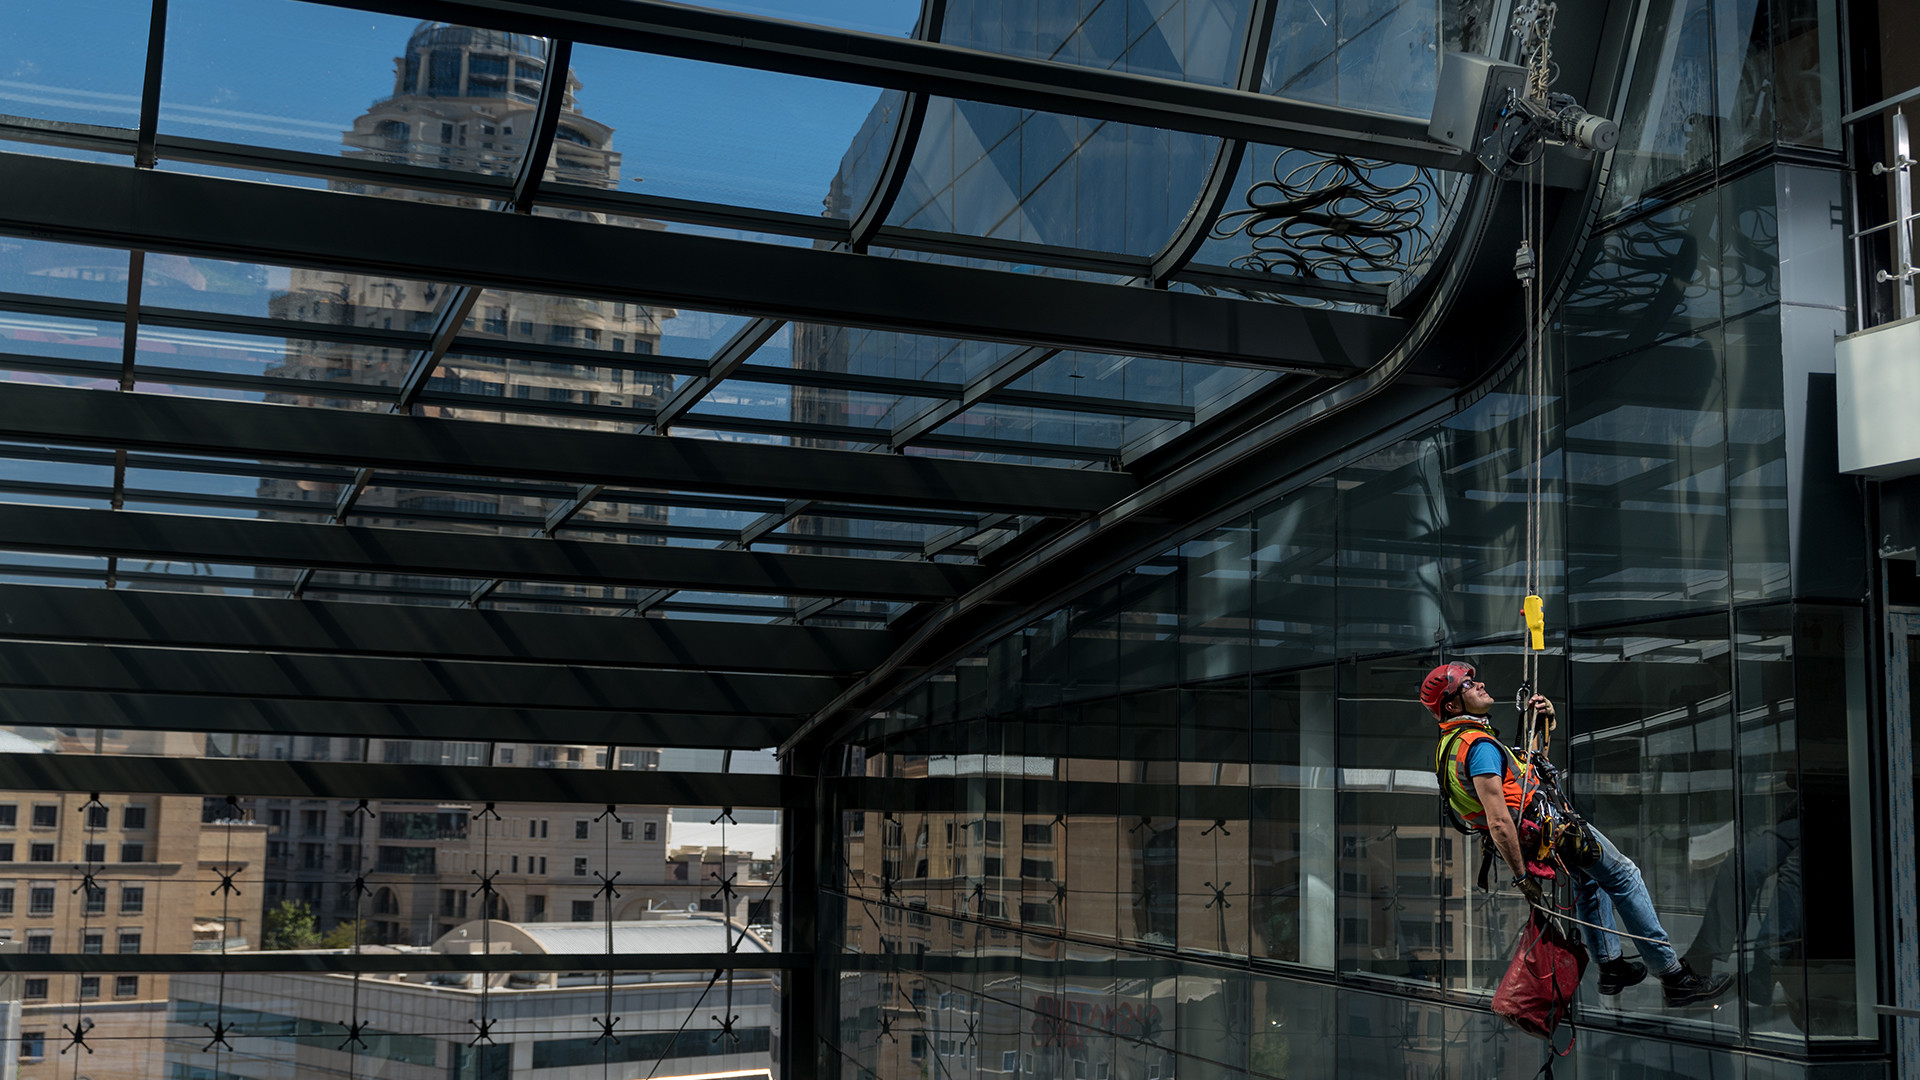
1847, 86, 1920, 321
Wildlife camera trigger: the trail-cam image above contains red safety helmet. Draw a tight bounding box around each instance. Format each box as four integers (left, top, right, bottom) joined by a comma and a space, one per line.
1419, 662, 1477, 720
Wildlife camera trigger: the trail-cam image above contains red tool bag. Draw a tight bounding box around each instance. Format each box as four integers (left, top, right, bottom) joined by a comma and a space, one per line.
1491, 911, 1589, 1042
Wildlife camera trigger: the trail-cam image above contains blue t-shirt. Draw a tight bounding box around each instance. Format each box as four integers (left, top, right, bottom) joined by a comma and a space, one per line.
1466, 738, 1510, 780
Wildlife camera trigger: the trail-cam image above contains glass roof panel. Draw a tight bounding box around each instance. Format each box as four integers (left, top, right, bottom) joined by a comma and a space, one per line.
0, 138, 133, 167
160, 1, 552, 178
1263, 0, 1501, 118
466, 292, 759, 366
899, 443, 1114, 469
553, 45, 888, 216
0, 552, 111, 586
929, 400, 1197, 456
133, 325, 397, 394
694, 347, 941, 439
884, 97, 1219, 256
942, 0, 1252, 86
413, 355, 656, 432
704, 0, 922, 36
0, 237, 130, 305
786, 322, 1008, 386
1192, 143, 1469, 297
143, 257, 452, 324
0, 310, 124, 383
0, 0, 151, 128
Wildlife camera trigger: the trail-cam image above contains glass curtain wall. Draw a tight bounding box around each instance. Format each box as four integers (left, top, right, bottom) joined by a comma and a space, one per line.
820, 1, 1873, 1075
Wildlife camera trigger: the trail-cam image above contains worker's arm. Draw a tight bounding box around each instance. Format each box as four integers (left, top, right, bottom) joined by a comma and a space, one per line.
1473, 772, 1530, 880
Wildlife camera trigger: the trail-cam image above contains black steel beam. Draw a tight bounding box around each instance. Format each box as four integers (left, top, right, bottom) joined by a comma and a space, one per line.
0, 753, 794, 807
509, 38, 574, 211
891, 345, 1057, 448
0, 152, 1401, 372
0, 689, 787, 747
1146, 0, 1278, 286
655, 317, 785, 431
0, 641, 839, 715
0, 952, 800, 974
0, 381, 1134, 517
0, 503, 984, 603
309, 0, 1471, 168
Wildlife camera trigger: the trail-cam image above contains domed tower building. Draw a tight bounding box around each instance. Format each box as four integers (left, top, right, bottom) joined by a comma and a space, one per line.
258, 23, 672, 600
250, 25, 678, 939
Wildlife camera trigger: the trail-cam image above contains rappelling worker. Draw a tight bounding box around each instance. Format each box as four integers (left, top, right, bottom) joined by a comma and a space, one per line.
1421, 662, 1734, 1008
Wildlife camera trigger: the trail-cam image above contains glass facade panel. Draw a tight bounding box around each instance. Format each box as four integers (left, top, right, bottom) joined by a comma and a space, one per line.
1570, 615, 1739, 1037
1565, 330, 1729, 626
1605, 0, 1719, 213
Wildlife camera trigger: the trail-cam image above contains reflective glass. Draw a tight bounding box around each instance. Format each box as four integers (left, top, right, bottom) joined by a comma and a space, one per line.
135, 325, 393, 391
1262, 0, 1501, 118
1199, 145, 1468, 297
0, 311, 124, 385
929, 401, 1135, 456
1769, 0, 1842, 149
1565, 330, 1728, 627
0, 0, 151, 128
888, 97, 1218, 256
0, 237, 129, 305
1569, 615, 1738, 1038
1740, 606, 1873, 1042
1248, 666, 1336, 966
1722, 166, 1781, 319
1716, 0, 1842, 160
557, 46, 886, 215
144, 258, 449, 324
1604, 0, 1717, 214
1335, 654, 1443, 987
699, 0, 921, 36
943, 0, 1252, 86
1727, 309, 1789, 601
160, 2, 547, 179
1250, 479, 1337, 673
1565, 186, 1723, 362
1339, 372, 1564, 654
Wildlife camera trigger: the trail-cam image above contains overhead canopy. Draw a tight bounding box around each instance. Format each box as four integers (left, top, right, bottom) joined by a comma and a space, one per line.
0, 0, 1513, 815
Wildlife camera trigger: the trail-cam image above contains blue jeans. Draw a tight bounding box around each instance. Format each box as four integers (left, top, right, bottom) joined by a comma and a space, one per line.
1570, 822, 1679, 973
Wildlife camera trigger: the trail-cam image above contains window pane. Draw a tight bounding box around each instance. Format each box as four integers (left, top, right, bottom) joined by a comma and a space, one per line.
0, 0, 151, 129
1570, 615, 1737, 1035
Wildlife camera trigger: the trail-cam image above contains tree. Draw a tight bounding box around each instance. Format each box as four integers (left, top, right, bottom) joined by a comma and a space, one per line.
318, 919, 368, 950
261, 900, 320, 950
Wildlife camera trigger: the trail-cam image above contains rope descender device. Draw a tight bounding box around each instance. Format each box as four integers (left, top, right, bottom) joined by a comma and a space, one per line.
1523, 593, 1545, 650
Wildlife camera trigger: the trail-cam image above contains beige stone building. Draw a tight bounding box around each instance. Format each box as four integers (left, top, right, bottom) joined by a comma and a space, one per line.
1, 786, 266, 1080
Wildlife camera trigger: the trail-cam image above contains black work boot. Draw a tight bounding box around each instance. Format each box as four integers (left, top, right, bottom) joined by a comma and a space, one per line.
1660, 961, 1734, 1007
1597, 956, 1647, 995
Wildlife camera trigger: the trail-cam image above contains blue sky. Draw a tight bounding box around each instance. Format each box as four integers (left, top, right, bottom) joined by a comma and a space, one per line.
1, 0, 916, 213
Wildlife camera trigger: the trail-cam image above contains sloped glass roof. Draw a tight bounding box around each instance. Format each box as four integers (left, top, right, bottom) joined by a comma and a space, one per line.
0, 0, 1501, 637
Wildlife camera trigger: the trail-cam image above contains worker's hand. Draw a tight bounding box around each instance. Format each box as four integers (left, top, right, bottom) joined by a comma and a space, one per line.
1512, 873, 1547, 909
1527, 694, 1556, 736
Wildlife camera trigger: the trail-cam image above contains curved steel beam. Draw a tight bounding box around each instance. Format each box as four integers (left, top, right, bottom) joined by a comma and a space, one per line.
785, 0, 1645, 757
312, 0, 1469, 168
848, 0, 947, 251
1148, 0, 1281, 287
